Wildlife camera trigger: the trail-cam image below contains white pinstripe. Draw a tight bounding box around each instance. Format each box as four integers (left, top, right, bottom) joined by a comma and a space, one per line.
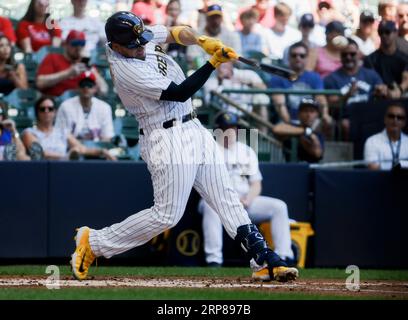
89, 25, 251, 259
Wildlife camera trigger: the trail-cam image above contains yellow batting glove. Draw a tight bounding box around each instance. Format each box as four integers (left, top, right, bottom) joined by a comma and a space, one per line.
209, 47, 238, 68
197, 35, 224, 55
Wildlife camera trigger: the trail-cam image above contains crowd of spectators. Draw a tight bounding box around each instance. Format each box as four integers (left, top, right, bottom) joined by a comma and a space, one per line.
0, 0, 407, 169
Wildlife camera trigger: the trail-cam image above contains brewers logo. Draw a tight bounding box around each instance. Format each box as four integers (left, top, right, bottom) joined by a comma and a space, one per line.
133, 24, 143, 36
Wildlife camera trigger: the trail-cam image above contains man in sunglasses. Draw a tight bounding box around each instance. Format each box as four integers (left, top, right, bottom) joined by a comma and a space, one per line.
324, 37, 386, 140
70, 11, 299, 283
36, 30, 107, 97
364, 20, 408, 98
364, 104, 408, 170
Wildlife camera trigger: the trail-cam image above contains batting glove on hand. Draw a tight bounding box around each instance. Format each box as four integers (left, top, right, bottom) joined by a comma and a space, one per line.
197, 35, 224, 55
209, 47, 239, 68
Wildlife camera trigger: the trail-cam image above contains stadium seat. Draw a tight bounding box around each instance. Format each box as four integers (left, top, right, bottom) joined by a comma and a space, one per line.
32, 46, 64, 65
121, 115, 139, 141
55, 89, 78, 107
13, 115, 34, 133
22, 54, 38, 87
3, 88, 41, 118
90, 46, 109, 68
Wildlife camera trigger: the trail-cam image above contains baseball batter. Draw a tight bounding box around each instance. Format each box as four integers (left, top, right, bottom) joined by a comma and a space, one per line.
71, 11, 298, 282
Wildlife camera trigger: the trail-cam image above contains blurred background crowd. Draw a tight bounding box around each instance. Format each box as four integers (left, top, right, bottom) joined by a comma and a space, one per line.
0, 0, 407, 170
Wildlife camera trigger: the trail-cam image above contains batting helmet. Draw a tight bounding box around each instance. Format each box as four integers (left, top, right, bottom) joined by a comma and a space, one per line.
105, 11, 154, 49
215, 112, 239, 129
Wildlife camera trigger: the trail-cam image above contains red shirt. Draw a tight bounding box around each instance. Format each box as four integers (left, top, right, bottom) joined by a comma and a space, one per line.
0, 16, 16, 44
235, 5, 275, 31
37, 53, 81, 96
16, 20, 61, 52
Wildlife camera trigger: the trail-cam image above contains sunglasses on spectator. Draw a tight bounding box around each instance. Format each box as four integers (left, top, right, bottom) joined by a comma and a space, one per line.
39, 106, 55, 112
379, 30, 393, 36
387, 113, 406, 121
341, 52, 357, 57
290, 53, 307, 59
69, 40, 86, 47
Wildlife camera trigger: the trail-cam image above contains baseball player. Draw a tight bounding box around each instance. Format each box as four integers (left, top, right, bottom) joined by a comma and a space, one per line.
199, 112, 295, 267
70, 11, 298, 282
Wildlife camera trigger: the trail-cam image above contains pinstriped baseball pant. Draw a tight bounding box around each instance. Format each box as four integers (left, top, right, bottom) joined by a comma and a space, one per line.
89, 119, 251, 258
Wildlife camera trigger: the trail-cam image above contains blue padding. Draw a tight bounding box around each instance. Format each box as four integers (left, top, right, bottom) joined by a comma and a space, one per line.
0, 162, 48, 258
259, 163, 310, 221
314, 169, 408, 268
47, 161, 153, 257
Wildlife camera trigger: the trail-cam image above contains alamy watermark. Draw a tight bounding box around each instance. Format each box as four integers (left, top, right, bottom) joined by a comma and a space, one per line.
345, 265, 360, 291
45, 265, 60, 289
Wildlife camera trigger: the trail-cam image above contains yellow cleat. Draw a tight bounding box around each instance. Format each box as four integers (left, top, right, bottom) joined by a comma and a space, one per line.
252, 266, 299, 282
70, 226, 96, 281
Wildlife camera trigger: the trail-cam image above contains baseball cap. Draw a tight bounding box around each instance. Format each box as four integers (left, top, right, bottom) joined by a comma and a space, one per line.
325, 20, 345, 35
215, 112, 239, 128
131, 2, 155, 25
298, 98, 319, 111
78, 71, 96, 87
66, 30, 86, 46
360, 10, 375, 23
299, 13, 315, 28
207, 4, 223, 17
378, 20, 397, 33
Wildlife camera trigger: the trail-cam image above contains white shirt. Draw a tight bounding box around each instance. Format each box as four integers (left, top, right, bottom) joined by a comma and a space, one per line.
220, 141, 263, 197
264, 26, 302, 60
55, 96, 114, 141
364, 129, 408, 170
351, 35, 376, 56
106, 25, 192, 130
59, 16, 106, 56
25, 127, 69, 157
204, 68, 268, 115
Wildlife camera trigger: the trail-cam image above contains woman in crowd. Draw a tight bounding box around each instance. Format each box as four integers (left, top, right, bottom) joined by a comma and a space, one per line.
0, 102, 30, 161
306, 20, 346, 78
22, 96, 116, 161
16, 0, 62, 53
0, 35, 28, 95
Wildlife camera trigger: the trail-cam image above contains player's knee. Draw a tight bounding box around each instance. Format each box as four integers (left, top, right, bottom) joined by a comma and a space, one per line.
152, 205, 184, 229
273, 199, 289, 217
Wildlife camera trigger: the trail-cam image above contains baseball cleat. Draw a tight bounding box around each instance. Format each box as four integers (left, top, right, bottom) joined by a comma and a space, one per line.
252, 266, 299, 282
70, 226, 96, 281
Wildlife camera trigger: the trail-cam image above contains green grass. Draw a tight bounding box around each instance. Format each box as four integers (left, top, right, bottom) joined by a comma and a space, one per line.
0, 265, 407, 300
0, 265, 407, 281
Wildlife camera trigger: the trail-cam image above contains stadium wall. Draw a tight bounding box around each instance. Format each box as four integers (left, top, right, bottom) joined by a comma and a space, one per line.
0, 161, 406, 268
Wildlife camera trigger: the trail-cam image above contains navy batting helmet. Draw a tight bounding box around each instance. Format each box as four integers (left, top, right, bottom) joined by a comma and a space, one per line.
105, 11, 153, 49
215, 112, 239, 129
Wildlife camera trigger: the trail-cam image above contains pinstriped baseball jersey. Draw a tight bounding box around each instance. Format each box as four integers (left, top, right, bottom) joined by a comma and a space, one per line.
106, 25, 192, 130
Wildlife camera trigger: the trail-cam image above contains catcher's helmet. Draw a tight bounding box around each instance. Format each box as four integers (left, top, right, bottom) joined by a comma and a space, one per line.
105, 11, 153, 49
215, 112, 239, 129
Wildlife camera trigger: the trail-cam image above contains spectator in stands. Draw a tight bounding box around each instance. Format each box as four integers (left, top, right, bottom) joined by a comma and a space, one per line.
0, 35, 28, 96
16, 0, 62, 53
236, 0, 275, 31
396, 2, 408, 55
0, 102, 30, 161
264, 2, 301, 60
316, 0, 346, 27
364, 104, 408, 170
306, 20, 345, 78
325, 38, 387, 140
186, 4, 241, 68
270, 42, 331, 131
59, 0, 106, 57
55, 71, 114, 143
273, 99, 325, 163
364, 20, 408, 99
378, 0, 398, 22
22, 96, 116, 161
238, 9, 266, 57
36, 30, 107, 97
199, 112, 295, 267
351, 10, 378, 57
131, 1, 156, 25
203, 61, 269, 129
0, 16, 17, 45
163, 0, 187, 57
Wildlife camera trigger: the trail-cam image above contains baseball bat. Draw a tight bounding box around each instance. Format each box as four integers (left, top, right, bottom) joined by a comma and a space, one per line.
222, 49, 298, 81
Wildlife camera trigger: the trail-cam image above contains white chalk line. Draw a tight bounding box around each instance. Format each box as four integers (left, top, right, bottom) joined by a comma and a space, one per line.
0, 278, 407, 295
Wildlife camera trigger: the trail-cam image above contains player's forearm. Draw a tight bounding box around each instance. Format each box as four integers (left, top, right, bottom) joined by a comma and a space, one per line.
167, 26, 198, 46
272, 122, 304, 136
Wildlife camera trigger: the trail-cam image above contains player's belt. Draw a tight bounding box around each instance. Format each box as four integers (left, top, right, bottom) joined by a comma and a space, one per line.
139, 111, 197, 135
